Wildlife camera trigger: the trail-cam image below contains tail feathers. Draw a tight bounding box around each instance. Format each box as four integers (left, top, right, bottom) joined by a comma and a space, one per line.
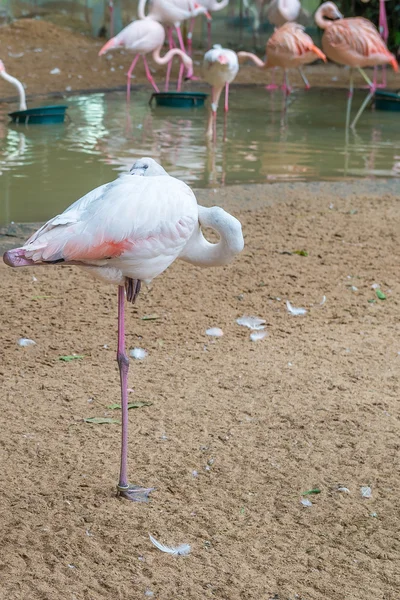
311, 45, 327, 62
390, 56, 399, 72
3, 248, 35, 267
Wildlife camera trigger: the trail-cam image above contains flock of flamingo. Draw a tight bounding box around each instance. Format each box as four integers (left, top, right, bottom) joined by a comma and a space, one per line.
1, 1, 399, 501
96, 0, 398, 133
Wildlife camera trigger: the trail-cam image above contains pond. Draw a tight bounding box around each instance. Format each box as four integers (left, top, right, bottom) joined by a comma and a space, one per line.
0, 86, 399, 225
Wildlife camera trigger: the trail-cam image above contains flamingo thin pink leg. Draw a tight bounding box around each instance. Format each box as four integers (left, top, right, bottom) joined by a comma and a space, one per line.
117, 284, 153, 502
142, 56, 160, 93
165, 27, 175, 91
224, 83, 229, 112
207, 19, 212, 50
126, 55, 140, 102
175, 25, 186, 51
266, 67, 279, 91
177, 62, 185, 92
187, 18, 195, 56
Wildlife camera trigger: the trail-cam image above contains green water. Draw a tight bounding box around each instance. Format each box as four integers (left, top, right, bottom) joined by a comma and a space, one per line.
0, 87, 399, 226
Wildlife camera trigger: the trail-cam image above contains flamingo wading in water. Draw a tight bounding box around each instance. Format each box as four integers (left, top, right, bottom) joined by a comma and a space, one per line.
202, 45, 239, 138
238, 22, 326, 95
137, 0, 211, 89
314, 1, 399, 129
98, 19, 193, 100
3, 157, 244, 502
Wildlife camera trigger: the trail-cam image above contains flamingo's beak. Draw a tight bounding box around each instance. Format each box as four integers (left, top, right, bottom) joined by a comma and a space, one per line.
194, 3, 212, 19
334, 8, 343, 18
98, 37, 116, 56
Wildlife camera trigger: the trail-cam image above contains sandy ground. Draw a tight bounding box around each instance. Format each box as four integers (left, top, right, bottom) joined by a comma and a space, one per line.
1, 180, 400, 600
0, 19, 399, 102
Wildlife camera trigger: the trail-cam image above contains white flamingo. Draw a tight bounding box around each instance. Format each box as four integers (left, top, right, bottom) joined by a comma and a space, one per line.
202, 45, 239, 138
3, 157, 244, 502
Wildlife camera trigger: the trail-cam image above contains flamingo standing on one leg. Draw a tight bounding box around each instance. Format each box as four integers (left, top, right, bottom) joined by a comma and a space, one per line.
137, 0, 211, 89
314, 1, 398, 129
238, 22, 326, 96
3, 157, 244, 502
264, 0, 302, 90
202, 45, 239, 140
98, 19, 193, 101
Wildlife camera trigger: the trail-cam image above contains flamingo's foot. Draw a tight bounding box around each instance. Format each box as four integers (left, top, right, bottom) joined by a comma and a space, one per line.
304, 84, 311, 91
185, 75, 200, 81
265, 84, 279, 90
117, 483, 154, 502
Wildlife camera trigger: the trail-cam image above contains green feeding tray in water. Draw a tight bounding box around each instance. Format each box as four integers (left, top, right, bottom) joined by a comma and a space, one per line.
9, 105, 69, 124
374, 90, 400, 112
149, 92, 208, 109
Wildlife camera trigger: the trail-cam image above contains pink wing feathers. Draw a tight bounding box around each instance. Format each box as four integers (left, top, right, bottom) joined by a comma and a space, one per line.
21, 174, 198, 265
268, 23, 326, 61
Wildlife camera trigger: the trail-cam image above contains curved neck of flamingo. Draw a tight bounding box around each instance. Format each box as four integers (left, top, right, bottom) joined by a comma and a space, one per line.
179, 206, 244, 267
137, 0, 147, 19
314, 7, 331, 29
152, 46, 192, 74
238, 51, 266, 68
0, 70, 27, 111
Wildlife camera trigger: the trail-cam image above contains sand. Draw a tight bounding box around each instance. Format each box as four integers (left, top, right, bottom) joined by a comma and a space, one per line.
1, 180, 400, 600
0, 19, 399, 102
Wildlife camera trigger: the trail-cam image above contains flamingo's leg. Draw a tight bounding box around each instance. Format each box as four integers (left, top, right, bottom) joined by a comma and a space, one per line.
165, 27, 175, 92
266, 67, 279, 91
142, 56, 160, 93
224, 82, 229, 112
207, 19, 212, 50
350, 68, 375, 130
175, 25, 186, 52
177, 62, 185, 92
345, 68, 354, 131
281, 70, 291, 96
187, 17, 195, 56
298, 67, 310, 90
126, 55, 140, 102
117, 283, 153, 502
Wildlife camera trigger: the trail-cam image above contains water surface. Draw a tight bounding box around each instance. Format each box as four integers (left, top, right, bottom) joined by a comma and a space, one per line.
0, 87, 399, 225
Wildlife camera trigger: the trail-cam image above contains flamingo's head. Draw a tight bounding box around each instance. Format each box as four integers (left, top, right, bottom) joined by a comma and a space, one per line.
130, 157, 168, 177
182, 55, 194, 79
98, 36, 119, 56
318, 2, 343, 20
193, 3, 212, 19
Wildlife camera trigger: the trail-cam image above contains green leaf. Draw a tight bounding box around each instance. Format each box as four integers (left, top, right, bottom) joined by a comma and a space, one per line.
376, 289, 386, 300
59, 355, 85, 362
31, 295, 52, 300
141, 314, 160, 320
368, 299, 376, 304
293, 250, 308, 257
301, 488, 321, 495
84, 417, 120, 424
107, 401, 152, 410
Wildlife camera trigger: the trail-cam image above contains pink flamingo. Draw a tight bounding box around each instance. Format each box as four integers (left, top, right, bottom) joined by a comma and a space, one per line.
238, 22, 326, 96
202, 45, 239, 139
3, 157, 244, 502
138, 0, 211, 89
263, 0, 302, 90
98, 19, 193, 100
315, 2, 398, 129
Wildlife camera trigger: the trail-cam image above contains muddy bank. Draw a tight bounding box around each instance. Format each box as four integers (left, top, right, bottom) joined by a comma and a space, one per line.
1, 180, 400, 599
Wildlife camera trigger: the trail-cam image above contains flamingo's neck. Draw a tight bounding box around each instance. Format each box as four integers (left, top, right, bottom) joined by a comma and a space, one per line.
314, 6, 333, 29
0, 70, 27, 111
